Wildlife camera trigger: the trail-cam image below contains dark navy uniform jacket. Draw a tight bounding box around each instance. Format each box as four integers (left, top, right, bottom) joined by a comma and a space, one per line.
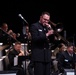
30, 21, 52, 62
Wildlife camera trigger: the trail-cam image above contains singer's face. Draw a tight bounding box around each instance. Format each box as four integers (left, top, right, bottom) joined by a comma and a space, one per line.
40, 14, 50, 26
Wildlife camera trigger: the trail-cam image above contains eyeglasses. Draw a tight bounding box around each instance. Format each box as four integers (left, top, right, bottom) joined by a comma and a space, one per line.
42, 17, 50, 22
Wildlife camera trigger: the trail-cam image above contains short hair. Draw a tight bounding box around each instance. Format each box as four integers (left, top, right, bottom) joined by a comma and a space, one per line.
67, 43, 74, 47
15, 41, 21, 45
41, 11, 50, 16
1, 23, 8, 26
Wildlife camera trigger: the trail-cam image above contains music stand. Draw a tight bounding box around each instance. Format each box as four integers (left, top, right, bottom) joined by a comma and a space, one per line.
0, 70, 18, 75
64, 69, 76, 75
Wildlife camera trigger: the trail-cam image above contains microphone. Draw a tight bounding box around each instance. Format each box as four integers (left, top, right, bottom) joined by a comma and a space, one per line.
18, 14, 24, 20
18, 14, 29, 24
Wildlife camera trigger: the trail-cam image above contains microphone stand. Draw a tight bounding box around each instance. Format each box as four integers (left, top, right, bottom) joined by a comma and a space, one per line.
22, 21, 27, 75
18, 14, 30, 74
19, 14, 29, 55
22, 22, 28, 56
21, 18, 29, 75
22, 18, 29, 25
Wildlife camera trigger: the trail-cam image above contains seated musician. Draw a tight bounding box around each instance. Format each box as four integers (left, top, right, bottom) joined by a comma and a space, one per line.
0, 22, 18, 56
57, 43, 76, 73
7, 41, 25, 75
0, 22, 17, 45
56, 43, 67, 60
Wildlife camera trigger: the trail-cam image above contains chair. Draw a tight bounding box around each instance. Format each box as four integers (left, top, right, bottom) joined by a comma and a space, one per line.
0, 59, 3, 71
1, 55, 9, 70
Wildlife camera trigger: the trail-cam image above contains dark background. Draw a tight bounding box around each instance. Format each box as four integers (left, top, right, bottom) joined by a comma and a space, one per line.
0, 0, 76, 45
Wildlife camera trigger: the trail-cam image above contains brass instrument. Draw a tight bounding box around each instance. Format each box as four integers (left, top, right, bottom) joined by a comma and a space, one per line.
49, 20, 70, 45
49, 20, 71, 58
0, 28, 18, 42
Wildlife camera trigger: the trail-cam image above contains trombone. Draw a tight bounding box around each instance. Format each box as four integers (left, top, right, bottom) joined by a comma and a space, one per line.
49, 20, 70, 45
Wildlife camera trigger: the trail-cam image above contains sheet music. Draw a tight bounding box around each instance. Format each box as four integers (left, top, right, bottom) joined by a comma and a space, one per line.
14, 56, 18, 66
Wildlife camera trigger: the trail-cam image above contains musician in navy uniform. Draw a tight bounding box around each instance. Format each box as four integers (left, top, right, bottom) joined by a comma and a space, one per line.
57, 44, 76, 73
0, 22, 17, 56
30, 11, 54, 75
0, 22, 17, 44
8, 41, 25, 75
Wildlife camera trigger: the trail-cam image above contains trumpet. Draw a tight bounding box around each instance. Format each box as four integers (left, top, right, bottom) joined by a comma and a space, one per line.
7, 30, 17, 40
0, 28, 18, 42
